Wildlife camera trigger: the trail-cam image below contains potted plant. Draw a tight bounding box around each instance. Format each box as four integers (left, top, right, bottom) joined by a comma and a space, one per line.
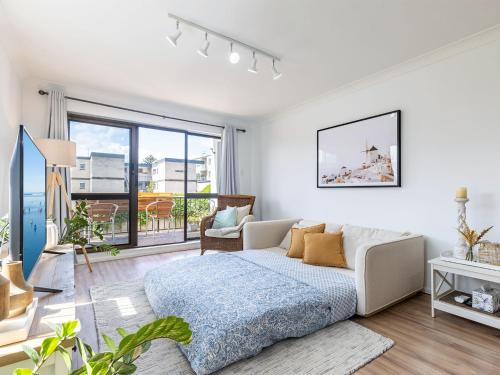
59, 201, 119, 256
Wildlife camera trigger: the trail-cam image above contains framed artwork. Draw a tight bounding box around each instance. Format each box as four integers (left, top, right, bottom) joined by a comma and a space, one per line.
317, 110, 401, 188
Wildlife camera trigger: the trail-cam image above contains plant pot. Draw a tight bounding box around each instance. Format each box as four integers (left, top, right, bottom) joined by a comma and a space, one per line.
44, 219, 59, 250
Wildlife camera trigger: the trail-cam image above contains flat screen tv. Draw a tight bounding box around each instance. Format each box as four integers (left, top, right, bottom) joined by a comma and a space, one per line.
9, 125, 47, 280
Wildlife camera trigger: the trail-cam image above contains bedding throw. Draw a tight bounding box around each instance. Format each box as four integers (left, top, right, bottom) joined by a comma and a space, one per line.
144, 252, 356, 375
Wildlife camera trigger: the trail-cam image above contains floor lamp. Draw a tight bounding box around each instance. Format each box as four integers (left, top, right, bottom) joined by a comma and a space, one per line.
36, 139, 93, 272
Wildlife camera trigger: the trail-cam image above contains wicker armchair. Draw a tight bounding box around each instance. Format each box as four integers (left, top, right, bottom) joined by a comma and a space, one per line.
200, 195, 256, 255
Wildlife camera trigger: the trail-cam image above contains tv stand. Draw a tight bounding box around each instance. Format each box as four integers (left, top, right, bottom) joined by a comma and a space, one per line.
33, 286, 62, 293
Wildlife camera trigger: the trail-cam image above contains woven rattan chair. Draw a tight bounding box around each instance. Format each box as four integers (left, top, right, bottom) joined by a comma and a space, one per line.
200, 195, 255, 255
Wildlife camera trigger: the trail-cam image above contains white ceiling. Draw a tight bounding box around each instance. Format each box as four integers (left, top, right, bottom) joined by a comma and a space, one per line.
2, 0, 500, 117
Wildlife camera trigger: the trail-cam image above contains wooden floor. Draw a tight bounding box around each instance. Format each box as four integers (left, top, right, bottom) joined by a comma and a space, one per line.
75, 250, 500, 374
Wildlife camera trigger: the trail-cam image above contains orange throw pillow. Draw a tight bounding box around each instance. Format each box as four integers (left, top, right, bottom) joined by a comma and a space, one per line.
286, 224, 326, 258
303, 232, 346, 267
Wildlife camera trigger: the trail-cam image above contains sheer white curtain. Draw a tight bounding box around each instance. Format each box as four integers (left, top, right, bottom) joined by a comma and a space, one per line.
46, 88, 70, 232
217, 125, 239, 195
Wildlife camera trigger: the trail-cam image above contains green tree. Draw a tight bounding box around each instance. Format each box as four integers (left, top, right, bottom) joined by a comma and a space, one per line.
142, 155, 156, 166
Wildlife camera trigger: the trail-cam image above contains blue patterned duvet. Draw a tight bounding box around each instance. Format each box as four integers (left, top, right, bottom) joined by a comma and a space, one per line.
144, 251, 356, 375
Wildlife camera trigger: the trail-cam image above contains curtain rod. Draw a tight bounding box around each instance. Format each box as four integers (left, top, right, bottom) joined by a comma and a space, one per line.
37, 90, 246, 133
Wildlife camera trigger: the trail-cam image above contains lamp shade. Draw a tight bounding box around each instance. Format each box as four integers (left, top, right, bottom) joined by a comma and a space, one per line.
36, 138, 76, 167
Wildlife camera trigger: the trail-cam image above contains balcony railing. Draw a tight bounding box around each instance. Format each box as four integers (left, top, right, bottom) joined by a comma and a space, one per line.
74, 192, 216, 246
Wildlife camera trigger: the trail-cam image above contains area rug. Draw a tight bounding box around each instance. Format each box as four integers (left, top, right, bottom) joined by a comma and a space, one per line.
90, 281, 393, 375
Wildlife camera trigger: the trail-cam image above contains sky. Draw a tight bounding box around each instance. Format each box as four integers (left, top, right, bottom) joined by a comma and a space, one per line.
70, 121, 219, 163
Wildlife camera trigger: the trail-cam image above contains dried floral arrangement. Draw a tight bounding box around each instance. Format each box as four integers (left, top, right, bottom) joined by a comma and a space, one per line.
458, 222, 494, 261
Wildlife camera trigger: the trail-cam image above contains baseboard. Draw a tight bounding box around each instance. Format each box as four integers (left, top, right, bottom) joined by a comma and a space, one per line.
75, 240, 200, 265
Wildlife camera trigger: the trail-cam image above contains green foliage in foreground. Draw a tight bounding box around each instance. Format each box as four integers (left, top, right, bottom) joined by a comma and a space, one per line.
15, 317, 192, 375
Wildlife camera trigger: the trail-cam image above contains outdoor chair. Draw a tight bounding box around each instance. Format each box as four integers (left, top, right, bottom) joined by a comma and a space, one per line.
87, 202, 119, 244
145, 199, 176, 238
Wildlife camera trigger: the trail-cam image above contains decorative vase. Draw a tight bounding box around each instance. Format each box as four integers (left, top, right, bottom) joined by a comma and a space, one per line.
0, 242, 8, 259
465, 246, 474, 262
0, 274, 9, 321
44, 219, 59, 250
1, 261, 33, 318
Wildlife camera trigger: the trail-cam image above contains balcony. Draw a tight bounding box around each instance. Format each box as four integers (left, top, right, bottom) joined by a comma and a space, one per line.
79, 193, 216, 248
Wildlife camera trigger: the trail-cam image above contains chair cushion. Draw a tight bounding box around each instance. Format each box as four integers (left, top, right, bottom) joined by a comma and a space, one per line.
342, 224, 404, 270
303, 232, 347, 267
205, 228, 241, 239
213, 207, 238, 229
286, 224, 326, 258
227, 205, 252, 225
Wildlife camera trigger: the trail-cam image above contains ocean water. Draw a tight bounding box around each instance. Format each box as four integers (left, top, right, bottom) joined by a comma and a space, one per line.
22, 192, 46, 279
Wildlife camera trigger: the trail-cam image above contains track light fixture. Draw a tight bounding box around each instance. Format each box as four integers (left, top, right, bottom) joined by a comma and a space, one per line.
228, 43, 240, 64
166, 14, 282, 79
272, 59, 282, 80
248, 51, 258, 74
197, 32, 210, 58
166, 20, 182, 47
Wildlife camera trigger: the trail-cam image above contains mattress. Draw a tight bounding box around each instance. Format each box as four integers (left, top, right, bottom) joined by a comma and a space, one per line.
144, 250, 357, 375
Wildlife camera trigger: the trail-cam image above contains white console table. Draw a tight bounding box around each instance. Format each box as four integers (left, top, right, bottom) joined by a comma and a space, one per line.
429, 257, 500, 329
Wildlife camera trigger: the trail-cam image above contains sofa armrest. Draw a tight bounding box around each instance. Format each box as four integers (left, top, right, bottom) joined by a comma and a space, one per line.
243, 218, 301, 250
354, 234, 425, 316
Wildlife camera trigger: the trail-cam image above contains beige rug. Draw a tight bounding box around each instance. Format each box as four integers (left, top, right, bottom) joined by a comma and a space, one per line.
90, 281, 393, 375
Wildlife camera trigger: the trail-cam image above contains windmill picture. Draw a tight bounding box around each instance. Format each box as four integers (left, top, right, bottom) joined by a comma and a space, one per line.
317, 110, 401, 188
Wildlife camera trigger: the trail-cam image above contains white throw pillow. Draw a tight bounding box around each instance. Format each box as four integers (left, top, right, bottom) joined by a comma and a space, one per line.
227, 205, 252, 225
278, 220, 342, 250
342, 224, 404, 270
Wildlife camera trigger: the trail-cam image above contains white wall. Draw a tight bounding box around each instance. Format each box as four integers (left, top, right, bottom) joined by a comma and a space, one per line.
0, 42, 22, 214
20, 78, 255, 194
255, 29, 500, 291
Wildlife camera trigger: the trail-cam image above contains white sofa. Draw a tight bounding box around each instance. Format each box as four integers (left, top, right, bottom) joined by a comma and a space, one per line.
243, 218, 425, 317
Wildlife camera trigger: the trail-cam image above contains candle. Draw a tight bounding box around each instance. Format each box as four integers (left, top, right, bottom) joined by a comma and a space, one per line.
456, 187, 468, 199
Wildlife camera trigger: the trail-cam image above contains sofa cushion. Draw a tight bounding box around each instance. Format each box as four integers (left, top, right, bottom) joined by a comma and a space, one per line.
286, 224, 326, 258
279, 220, 342, 250
342, 224, 404, 270
303, 232, 346, 267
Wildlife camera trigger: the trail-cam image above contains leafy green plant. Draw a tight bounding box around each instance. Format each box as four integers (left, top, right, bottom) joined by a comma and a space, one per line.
0, 214, 9, 246
59, 201, 119, 256
15, 317, 192, 375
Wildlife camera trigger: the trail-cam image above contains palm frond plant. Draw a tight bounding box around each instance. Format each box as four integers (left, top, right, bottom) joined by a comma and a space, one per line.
458, 222, 493, 261
14, 317, 192, 375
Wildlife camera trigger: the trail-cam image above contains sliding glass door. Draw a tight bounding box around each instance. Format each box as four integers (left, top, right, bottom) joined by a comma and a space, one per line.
68, 114, 220, 249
